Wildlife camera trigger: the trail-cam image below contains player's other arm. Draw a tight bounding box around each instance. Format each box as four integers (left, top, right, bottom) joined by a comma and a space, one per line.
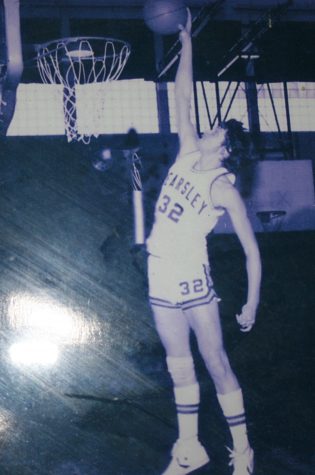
175, 9, 198, 157
212, 179, 262, 332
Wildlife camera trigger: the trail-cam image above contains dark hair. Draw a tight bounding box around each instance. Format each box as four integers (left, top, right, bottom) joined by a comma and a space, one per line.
221, 119, 252, 174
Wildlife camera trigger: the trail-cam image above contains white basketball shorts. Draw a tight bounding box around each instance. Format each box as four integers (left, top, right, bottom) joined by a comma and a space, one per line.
148, 254, 219, 310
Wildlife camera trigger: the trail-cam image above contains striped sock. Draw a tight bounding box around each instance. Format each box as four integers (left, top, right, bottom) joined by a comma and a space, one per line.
174, 383, 200, 441
217, 388, 249, 451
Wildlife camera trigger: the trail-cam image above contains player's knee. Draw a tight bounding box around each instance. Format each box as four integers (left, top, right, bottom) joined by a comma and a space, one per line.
203, 348, 231, 383
166, 355, 197, 387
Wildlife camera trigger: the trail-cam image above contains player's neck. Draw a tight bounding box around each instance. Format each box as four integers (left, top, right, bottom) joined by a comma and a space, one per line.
195, 153, 222, 171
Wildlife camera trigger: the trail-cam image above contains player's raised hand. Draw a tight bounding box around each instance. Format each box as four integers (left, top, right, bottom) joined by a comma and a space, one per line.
178, 8, 192, 42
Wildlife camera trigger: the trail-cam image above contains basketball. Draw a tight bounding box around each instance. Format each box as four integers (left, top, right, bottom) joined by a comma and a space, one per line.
143, 0, 188, 35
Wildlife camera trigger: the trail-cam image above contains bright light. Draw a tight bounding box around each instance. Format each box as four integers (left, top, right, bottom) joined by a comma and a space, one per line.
8, 293, 92, 344
9, 340, 59, 366
0, 409, 14, 437
101, 148, 112, 160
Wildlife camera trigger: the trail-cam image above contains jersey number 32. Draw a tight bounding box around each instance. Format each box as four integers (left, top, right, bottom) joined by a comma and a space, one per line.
158, 194, 184, 223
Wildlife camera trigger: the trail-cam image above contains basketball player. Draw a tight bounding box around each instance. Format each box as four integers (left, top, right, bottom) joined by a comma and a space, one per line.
146, 10, 261, 475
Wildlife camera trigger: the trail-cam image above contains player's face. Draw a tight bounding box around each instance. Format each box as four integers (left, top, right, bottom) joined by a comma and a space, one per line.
198, 126, 229, 160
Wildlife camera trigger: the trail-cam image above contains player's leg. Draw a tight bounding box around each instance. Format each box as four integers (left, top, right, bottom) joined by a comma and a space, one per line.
184, 300, 254, 474
152, 304, 198, 442
151, 304, 210, 475
185, 298, 239, 394
148, 254, 202, 442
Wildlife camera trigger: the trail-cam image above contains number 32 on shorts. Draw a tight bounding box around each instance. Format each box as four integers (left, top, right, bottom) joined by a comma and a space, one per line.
158, 194, 184, 223
179, 279, 204, 296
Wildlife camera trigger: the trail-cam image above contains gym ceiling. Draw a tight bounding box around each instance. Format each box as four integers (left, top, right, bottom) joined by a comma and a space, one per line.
18, 0, 315, 83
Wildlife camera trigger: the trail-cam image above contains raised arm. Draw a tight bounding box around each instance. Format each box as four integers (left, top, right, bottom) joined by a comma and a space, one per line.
175, 9, 198, 156
212, 179, 262, 332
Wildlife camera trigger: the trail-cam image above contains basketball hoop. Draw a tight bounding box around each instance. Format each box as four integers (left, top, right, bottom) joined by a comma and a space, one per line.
36, 37, 131, 144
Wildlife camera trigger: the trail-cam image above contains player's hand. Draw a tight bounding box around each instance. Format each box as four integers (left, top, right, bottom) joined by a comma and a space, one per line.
178, 8, 192, 42
236, 303, 257, 332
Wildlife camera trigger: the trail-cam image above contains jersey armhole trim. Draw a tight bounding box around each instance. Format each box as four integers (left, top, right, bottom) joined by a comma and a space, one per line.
209, 172, 235, 209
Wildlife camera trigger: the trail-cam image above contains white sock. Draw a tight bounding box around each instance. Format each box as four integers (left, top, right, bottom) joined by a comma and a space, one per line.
217, 388, 249, 452
174, 383, 200, 442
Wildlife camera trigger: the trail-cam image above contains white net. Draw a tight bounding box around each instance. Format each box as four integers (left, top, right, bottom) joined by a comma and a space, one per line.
36, 37, 131, 144
126, 150, 142, 191
125, 150, 144, 244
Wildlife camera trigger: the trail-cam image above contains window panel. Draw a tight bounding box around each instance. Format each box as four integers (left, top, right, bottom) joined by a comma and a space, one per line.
8, 84, 65, 136
257, 83, 287, 132
7, 80, 315, 136
76, 80, 159, 135
8, 79, 159, 137
286, 82, 315, 132
167, 81, 248, 133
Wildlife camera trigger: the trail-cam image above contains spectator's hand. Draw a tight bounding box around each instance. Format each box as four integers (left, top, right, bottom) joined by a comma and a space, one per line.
178, 8, 192, 43
236, 303, 256, 332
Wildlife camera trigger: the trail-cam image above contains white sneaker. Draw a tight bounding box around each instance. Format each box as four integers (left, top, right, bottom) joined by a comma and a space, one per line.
227, 445, 254, 475
162, 439, 210, 475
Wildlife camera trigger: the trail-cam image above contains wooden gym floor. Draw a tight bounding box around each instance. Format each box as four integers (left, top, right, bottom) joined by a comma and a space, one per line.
0, 137, 314, 474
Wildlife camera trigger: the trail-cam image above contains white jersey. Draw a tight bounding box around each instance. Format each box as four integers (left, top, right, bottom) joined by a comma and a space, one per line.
146, 150, 235, 261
